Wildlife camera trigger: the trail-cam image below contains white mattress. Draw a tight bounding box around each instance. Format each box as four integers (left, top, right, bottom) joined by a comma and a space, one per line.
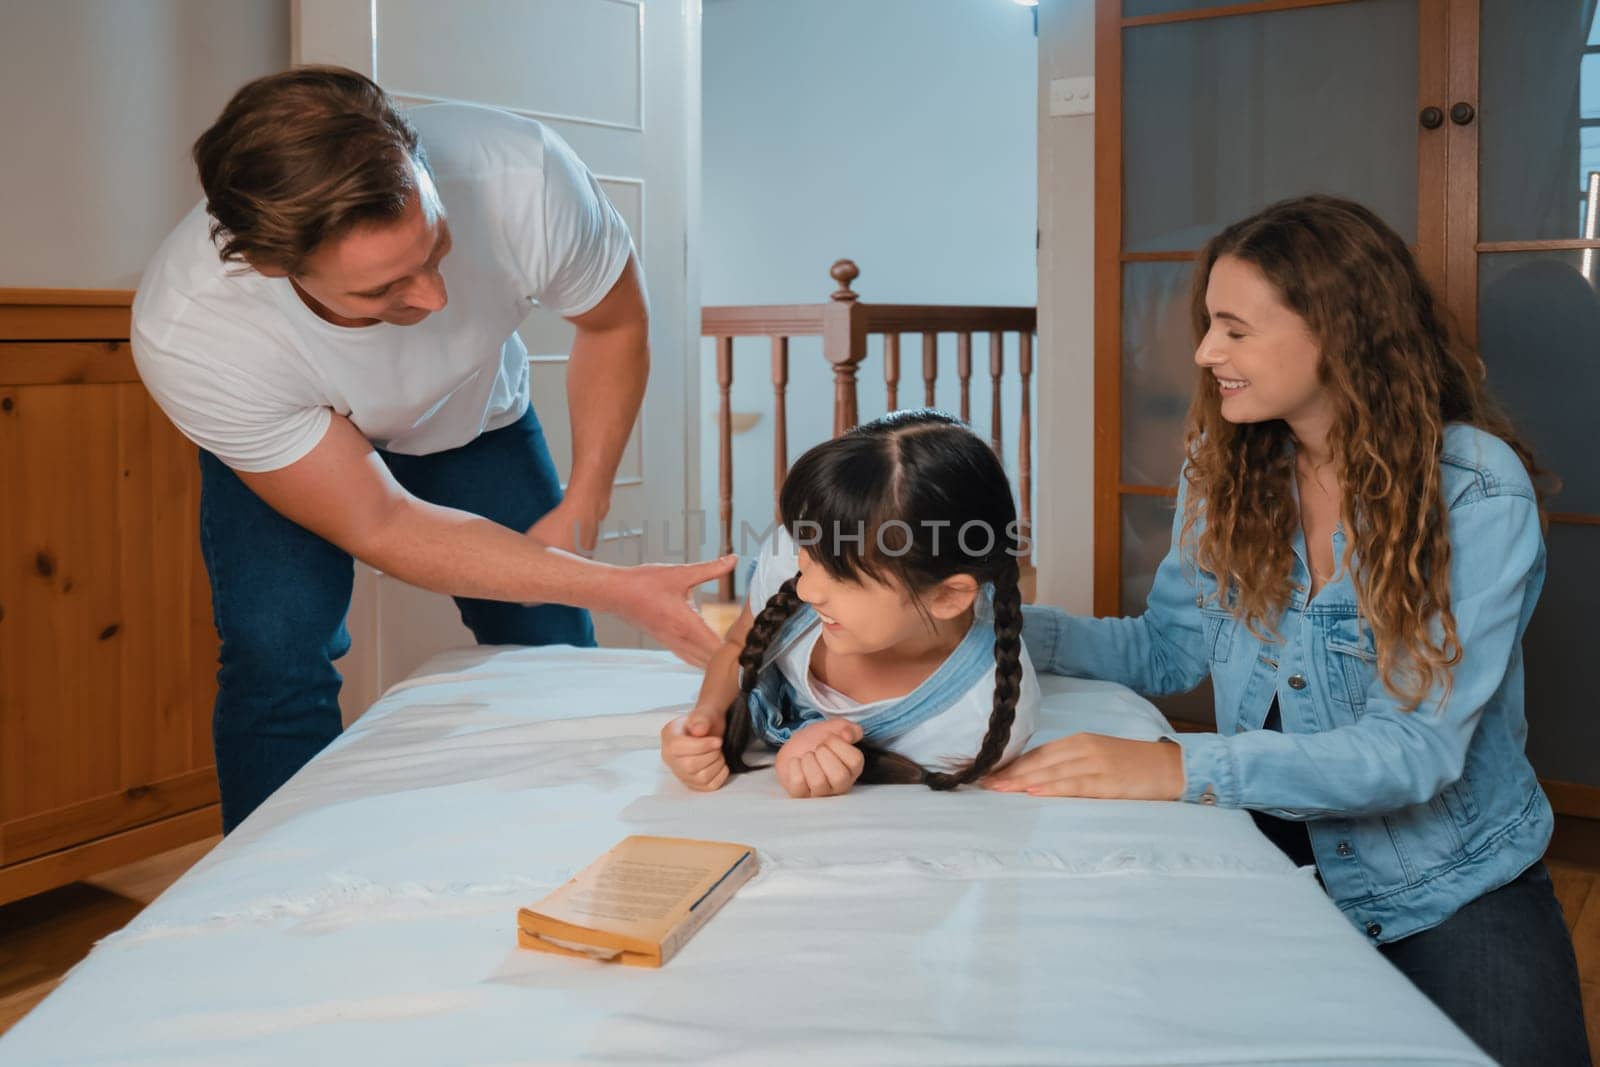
0, 646, 1489, 1066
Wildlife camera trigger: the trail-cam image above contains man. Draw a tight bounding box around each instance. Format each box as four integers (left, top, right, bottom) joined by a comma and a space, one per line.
132, 67, 731, 832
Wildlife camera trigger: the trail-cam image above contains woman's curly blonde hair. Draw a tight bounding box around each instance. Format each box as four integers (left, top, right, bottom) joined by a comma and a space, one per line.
1181, 195, 1550, 710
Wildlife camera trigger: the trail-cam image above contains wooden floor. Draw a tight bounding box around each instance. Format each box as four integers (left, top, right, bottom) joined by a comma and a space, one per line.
3, 823, 1599, 1056
1548, 815, 1600, 1061
0, 836, 217, 1035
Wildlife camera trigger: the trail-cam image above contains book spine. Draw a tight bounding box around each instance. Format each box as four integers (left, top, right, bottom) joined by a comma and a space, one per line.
658, 852, 758, 965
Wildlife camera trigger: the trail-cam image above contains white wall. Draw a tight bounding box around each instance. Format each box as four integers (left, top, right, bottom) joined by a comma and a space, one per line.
0, 0, 290, 288
700, 0, 1039, 568
1034, 0, 1096, 613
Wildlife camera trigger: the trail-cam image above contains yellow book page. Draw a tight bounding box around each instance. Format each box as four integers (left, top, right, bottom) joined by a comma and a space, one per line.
521, 836, 754, 946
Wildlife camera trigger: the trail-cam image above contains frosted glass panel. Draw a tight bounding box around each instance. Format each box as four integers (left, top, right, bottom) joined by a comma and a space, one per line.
1123, 0, 1255, 16
1120, 492, 1215, 725
1584, 127, 1600, 238
1479, 0, 1600, 241
1478, 251, 1600, 514
1122, 261, 1198, 487
1120, 493, 1179, 616
1523, 523, 1600, 786
1123, 0, 1418, 252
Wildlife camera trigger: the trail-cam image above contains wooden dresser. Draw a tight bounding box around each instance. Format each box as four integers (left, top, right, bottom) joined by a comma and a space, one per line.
0, 289, 220, 905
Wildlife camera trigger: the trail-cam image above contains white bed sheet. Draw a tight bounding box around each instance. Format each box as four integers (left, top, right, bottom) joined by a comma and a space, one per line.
1, 646, 1489, 1066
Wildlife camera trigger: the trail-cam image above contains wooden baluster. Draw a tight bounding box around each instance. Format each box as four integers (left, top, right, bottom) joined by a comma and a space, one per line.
883, 333, 900, 412
771, 336, 789, 521
989, 331, 1004, 457
922, 333, 938, 407
824, 260, 865, 436
1018, 331, 1033, 540
957, 332, 973, 422
717, 336, 734, 601
834, 359, 860, 436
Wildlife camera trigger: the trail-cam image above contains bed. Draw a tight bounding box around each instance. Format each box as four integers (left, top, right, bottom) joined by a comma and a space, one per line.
0, 646, 1491, 1066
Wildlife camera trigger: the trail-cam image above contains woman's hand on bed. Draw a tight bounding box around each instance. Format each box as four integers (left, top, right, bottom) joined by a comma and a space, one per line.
775, 720, 865, 799
980, 734, 1185, 801
661, 712, 730, 791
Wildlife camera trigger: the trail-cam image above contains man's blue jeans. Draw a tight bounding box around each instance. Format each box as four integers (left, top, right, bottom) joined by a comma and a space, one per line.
198, 403, 594, 833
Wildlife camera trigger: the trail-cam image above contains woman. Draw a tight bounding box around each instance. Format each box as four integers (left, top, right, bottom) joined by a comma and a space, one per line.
991, 196, 1588, 1065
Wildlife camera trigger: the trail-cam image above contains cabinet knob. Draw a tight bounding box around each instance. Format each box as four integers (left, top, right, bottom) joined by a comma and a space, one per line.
1450, 101, 1476, 125
1419, 106, 1444, 130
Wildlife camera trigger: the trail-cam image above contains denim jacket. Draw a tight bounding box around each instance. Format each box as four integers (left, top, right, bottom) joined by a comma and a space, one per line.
1021, 423, 1551, 944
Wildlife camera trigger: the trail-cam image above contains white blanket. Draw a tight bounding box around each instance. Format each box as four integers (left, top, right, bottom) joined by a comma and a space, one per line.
0, 646, 1489, 1066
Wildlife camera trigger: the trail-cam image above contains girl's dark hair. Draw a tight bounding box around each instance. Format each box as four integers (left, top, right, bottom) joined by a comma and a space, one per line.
721, 410, 1025, 790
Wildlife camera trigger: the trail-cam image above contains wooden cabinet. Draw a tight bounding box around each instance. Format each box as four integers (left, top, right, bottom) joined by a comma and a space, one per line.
0, 290, 220, 905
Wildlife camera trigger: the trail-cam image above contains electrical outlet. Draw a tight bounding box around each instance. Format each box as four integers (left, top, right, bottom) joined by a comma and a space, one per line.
1049, 76, 1094, 117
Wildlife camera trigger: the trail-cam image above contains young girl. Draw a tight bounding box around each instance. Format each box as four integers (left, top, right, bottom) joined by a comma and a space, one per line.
661, 410, 1039, 798
991, 195, 1587, 1066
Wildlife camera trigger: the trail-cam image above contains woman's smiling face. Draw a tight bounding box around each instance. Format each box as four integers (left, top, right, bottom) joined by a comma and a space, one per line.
1194, 254, 1332, 430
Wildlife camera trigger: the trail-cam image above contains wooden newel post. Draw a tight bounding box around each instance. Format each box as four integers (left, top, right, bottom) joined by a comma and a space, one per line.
822, 259, 867, 437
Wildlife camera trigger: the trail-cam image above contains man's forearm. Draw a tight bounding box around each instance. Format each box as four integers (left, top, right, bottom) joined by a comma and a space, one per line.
356, 494, 624, 611
562, 318, 648, 503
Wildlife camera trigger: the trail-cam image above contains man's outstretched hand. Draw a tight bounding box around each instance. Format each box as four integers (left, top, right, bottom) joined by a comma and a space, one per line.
613, 555, 738, 668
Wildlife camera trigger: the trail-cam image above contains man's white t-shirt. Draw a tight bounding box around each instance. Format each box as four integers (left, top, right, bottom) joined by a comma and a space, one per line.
131, 102, 634, 473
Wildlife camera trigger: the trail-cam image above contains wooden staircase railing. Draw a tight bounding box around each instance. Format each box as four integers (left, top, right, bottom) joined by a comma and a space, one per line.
702, 260, 1038, 604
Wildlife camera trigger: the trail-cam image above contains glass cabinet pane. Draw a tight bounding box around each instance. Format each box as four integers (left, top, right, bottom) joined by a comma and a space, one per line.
1123, 0, 1418, 253
1478, 250, 1600, 514
1119, 492, 1216, 725
1123, 0, 1257, 17
1523, 524, 1600, 786
1121, 261, 1198, 487
1479, 1, 1600, 241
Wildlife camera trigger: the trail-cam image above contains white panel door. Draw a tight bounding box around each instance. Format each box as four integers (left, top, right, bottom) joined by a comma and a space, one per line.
293, 0, 701, 721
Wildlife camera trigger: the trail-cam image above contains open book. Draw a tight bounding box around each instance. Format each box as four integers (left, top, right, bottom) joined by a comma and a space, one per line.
517, 835, 758, 968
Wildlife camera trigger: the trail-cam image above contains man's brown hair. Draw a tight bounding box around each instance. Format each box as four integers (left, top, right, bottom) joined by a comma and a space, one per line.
192, 65, 426, 274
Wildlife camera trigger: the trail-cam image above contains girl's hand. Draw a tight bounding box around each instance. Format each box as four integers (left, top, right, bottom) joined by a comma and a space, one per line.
660, 705, 730, 792
775, 720, 865, 799
982, 734, 1185, 800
